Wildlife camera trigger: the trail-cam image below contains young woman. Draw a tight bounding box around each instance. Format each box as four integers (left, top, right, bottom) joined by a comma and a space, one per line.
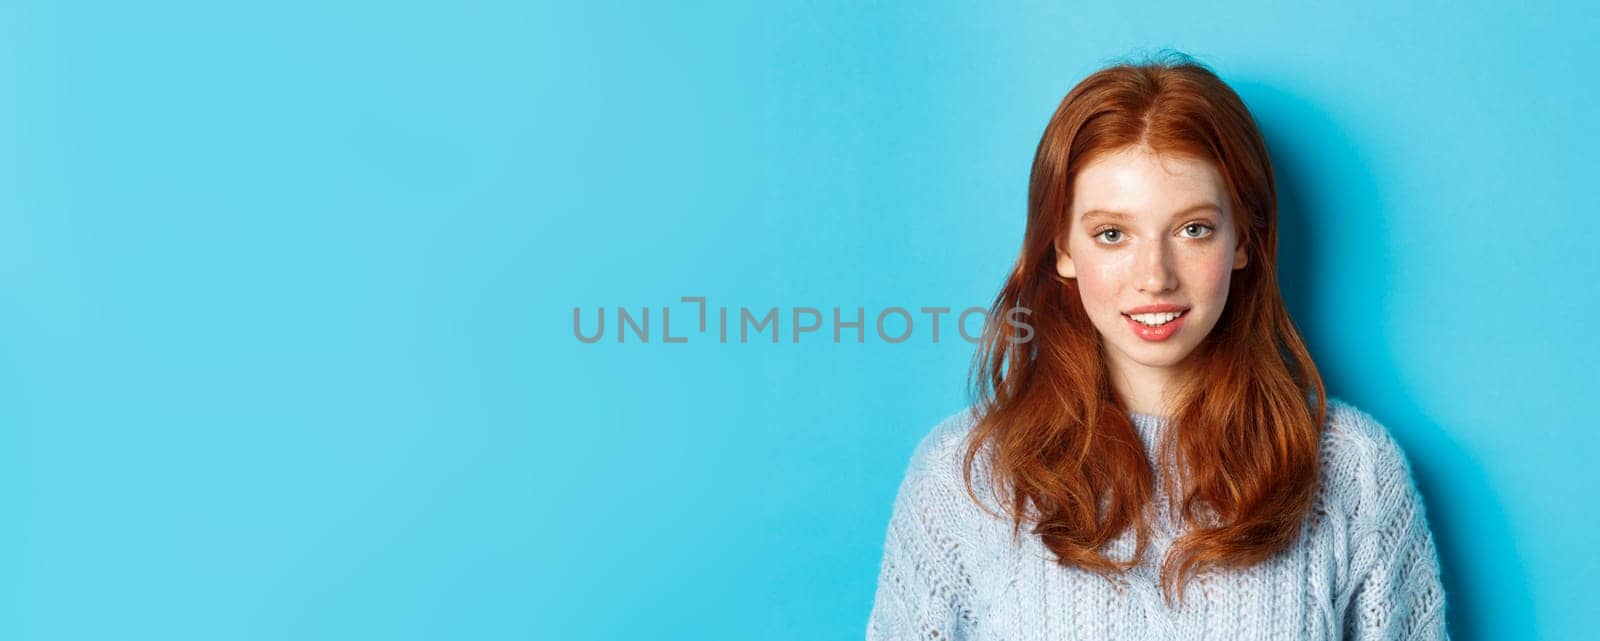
866, 55, 1450, 640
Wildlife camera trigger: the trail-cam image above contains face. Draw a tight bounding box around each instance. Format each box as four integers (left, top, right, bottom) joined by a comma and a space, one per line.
1054, 145, 1248, 387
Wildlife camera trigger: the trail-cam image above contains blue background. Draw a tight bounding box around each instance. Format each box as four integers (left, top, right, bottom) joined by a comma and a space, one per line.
3, 1, 1594, 639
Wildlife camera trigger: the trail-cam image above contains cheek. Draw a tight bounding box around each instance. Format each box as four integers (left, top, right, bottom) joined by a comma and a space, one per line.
1072, 257, 1124, 308
1184, 252, 1236, 301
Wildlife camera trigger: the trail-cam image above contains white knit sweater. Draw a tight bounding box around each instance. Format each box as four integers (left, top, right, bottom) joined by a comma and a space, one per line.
865, 398, 1450, 640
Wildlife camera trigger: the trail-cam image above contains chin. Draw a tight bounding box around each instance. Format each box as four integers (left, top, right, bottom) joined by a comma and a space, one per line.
1135, 355, 1189, 369
1120, 344, 1196, 369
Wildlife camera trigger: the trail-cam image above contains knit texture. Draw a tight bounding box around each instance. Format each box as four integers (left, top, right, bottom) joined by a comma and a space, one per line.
866, 398, 1449, 640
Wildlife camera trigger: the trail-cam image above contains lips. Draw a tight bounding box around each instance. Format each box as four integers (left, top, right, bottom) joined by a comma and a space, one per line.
1122, 304, 1189, 315
1121, 308, 1187, 342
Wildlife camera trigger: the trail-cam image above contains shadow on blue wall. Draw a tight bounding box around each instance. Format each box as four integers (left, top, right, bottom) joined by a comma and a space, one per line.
1238, 78, 1534, 640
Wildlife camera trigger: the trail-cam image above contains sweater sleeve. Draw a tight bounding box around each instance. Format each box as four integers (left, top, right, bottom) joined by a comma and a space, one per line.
1340, 410, 1450, 641
866, 417, 980, 641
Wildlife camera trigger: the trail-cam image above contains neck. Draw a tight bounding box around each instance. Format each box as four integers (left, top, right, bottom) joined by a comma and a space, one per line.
1106, 353, 1183, 417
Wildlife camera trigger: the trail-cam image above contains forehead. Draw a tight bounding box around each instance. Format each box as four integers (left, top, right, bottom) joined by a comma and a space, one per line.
1069, 147, 1227, 219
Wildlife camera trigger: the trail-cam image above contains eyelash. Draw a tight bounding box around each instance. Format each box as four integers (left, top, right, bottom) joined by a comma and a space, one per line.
1093, 223, 1215, 244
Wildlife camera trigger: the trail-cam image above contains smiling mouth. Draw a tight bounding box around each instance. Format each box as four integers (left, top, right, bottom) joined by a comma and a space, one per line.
1122, 310, 1188, 327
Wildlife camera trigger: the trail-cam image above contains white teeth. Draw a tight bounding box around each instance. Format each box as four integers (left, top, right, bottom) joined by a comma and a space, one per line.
1129, 311, 1182, 326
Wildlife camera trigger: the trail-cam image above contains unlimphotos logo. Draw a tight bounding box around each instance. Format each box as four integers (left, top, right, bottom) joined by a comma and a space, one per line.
573, 296, 1035, 344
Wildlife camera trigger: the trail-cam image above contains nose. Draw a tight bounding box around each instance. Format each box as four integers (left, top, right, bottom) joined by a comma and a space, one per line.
1136, 239, 1178, 294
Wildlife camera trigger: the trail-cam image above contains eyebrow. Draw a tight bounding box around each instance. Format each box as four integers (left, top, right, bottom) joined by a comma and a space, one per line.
1078, 202, 1223, 224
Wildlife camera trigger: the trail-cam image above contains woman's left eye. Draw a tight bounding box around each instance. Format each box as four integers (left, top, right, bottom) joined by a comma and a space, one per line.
1181, 223, 1214, 239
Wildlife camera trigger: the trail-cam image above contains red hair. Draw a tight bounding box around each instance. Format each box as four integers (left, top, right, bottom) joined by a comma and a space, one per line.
962, 53, 1327, 606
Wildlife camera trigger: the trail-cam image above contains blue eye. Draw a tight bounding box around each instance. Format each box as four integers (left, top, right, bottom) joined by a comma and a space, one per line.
1095, 229, 1123, 243
1181, 223, 1214, 239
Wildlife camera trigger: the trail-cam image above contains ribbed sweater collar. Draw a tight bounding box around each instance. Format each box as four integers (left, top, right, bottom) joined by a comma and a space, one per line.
1127, 410, 1169, 449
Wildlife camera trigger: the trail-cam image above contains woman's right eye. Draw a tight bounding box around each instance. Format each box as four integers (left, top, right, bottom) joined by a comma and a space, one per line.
1094, 229, 1123, 243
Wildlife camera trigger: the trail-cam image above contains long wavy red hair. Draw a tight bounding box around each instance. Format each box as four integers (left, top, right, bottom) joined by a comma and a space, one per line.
961, 53, 1327, 606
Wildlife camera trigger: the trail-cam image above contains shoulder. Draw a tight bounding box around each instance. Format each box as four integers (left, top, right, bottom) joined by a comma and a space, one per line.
906, 406, 983, 474
1317, 397, 1426, 529
891, 405, 996, 516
